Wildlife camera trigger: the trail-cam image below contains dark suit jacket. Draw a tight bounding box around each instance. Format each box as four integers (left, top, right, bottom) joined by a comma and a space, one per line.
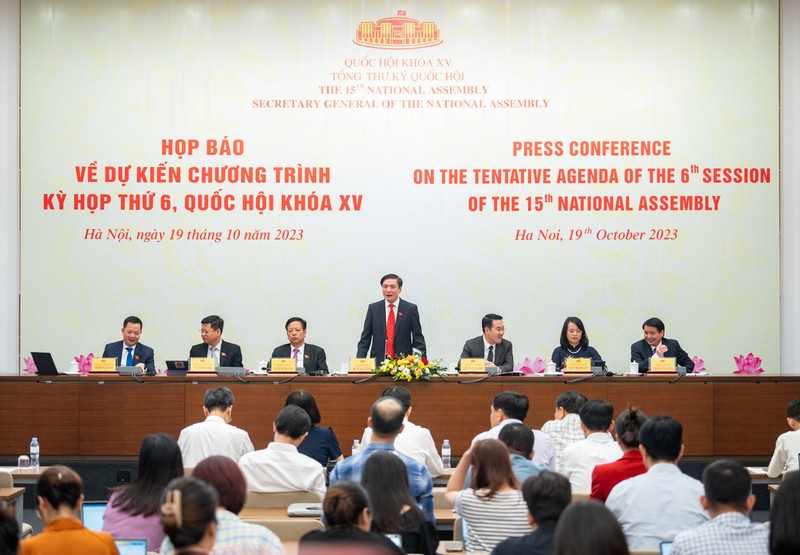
189, 339, 243, 367
630, 337, 693, 372
271, 343, 328, 374
102, 340, 156, 375
357, 298, 426, 360
459, 336, 514, 373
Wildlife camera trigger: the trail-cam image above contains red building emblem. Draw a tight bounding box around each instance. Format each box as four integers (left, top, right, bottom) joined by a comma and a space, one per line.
355, 10, 442, 49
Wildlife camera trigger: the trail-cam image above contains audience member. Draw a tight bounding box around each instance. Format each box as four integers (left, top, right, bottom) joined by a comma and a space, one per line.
541, 391, 588, 473
285, 390, 343, 467
362, 452, 438, 555
298, 482, 404, 555
0, 502, 19, 555
239, 405, 326, 500
591, 407, 648, 502
472, 391, 555, 470
561, 400, 622, 493
103, 433, 184, 548
766, 397, 800, 477
160, 477, 218, 555
329, 397, 434, 523
359, 386, 443, 477
606, 415, 708, 550
554, 500, 630, 555
769, 470, 800, 555
445, 440, 530, 553
159, 456, 283, 555
20, 466, 118, 555
178, 386, 254, 466
498, 423, 548, 482
671, 459, 768, 555
492, 471, 572, 555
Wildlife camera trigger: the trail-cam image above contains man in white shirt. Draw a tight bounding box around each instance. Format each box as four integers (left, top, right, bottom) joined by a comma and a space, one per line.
239, 405, 326, 500
178, 386, 254, 467
359, 385, 444, 477
561, 399, 623, 492
606, 415, 709, 550
766, 397, 800, 477
671, 459, 768, 555
472, 391, 555, 470
541, 390, 588, 473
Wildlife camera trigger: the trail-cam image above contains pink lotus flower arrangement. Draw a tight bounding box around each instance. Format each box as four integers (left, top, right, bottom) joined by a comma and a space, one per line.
516, 357, 545, 375
690, 356, 706, 374
22, 357, 37, 375
74, 353, 95, 375
733, 353, 764, 374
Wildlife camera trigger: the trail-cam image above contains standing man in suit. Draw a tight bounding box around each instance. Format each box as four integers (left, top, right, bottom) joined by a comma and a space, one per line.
459, 313, 514, 373
630, 317, 694, 373
271, 317, 328, 374
102, 315, 156, 375
357, 273, 426, 361
189, 314, 243, 367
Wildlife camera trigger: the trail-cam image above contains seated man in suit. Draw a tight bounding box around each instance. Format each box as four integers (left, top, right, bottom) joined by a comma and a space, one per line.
102, 315, 155, 375
189, 314, 243, 367
270, 316, 328, 374
630, 316, 694, 373
459, 313, 514, 373
357, 273, 426, 361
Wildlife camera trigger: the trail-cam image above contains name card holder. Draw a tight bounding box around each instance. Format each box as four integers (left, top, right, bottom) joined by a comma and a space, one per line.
349, 358, 376, 373
650, 357, 677, 373
459, 358, 487, 373
564, 357, 592, 373
189, 357, 215, 373
270, 358, 297, 373
91, 357, 117, 373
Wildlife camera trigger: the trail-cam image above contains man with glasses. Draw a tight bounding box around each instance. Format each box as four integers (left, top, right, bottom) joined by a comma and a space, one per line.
189, 314, 243, 367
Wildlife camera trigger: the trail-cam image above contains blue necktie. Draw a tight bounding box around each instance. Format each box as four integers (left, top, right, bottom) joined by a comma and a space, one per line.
125, 347, 133, 366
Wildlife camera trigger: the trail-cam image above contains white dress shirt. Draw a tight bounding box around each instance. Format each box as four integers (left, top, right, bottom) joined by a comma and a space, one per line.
766, 428, 800, 477
239, 442, 326, 500
472, 419, 556, 471
561, 432, 623, 493
178, 415, 254, 467
606, 463, 709, 550
360, 418, 444, 477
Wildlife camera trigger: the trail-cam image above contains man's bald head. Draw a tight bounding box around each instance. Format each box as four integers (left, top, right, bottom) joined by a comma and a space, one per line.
370, 397, 405, 438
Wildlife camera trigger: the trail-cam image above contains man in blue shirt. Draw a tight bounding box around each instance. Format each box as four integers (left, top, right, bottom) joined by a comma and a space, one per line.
329, 396, 435, 523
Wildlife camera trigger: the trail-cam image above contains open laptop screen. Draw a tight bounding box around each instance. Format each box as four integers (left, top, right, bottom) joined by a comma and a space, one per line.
115, 538, 148, 555
81, 501, 107, 532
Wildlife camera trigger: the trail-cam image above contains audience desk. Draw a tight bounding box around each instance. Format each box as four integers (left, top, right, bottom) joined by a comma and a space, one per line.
0, 374, 796, 459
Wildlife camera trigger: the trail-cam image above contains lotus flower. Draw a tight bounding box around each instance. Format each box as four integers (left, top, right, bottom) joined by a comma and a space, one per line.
526, 357, 547, 374
23, 357, 37, 375
733, 353, 763, 374
690, 356, 706, 374
514, 357, 537, 375
74, 353, 95, 375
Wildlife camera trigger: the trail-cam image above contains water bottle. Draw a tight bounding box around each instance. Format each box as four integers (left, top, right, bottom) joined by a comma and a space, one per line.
30, 437, 40, 469
351, 439, 360, 456
441, 439, 451, 470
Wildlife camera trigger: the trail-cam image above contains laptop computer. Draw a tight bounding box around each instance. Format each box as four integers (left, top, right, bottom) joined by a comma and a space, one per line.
30, 352, 61, 375
660, 541, 673, 555
165, 360, 189, 376
115, 538, 148, 555
81, 501, 107, 531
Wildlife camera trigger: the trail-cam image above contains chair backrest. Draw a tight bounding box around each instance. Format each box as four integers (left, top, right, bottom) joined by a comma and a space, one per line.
453, 516, 464, 542
244, 490, 320, 509
183, 466, 194, 477
245, 518, 324, 541
0, 472, 12, 488
433, 487, 449, 509
571, 492, 590, 503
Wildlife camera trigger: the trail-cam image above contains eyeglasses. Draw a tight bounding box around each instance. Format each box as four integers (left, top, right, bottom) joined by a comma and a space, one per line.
200, 328, 217, 336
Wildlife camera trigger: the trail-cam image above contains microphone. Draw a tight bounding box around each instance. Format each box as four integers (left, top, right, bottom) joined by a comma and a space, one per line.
272, 374, 298, 384
233, 372, 249, 383
669, 366, 687, 384
353, 374, 378, 384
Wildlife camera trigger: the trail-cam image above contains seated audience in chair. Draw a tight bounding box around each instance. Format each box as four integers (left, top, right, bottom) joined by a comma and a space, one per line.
21, 466, 118, 555
285, 390, 343, 468
362, 451, 438, 555
561, 400, 622, 493
606, 415, 708, 550
541, 391, 588, 473
590, 406, 648, 502
445, 439, 530, 553
0, 503, 19, 555
160, 477, 218, 555
103, 433, 184, 549
298, 481, 404, 555
671, 459, 768, 555
766, 397, 800, 478
492, 471, 572, 555
159, 456, 283, 555
239, 405, 326, 500
554, 500, 630, 555
769, 470, 800, 555
329, 397, 434, 523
